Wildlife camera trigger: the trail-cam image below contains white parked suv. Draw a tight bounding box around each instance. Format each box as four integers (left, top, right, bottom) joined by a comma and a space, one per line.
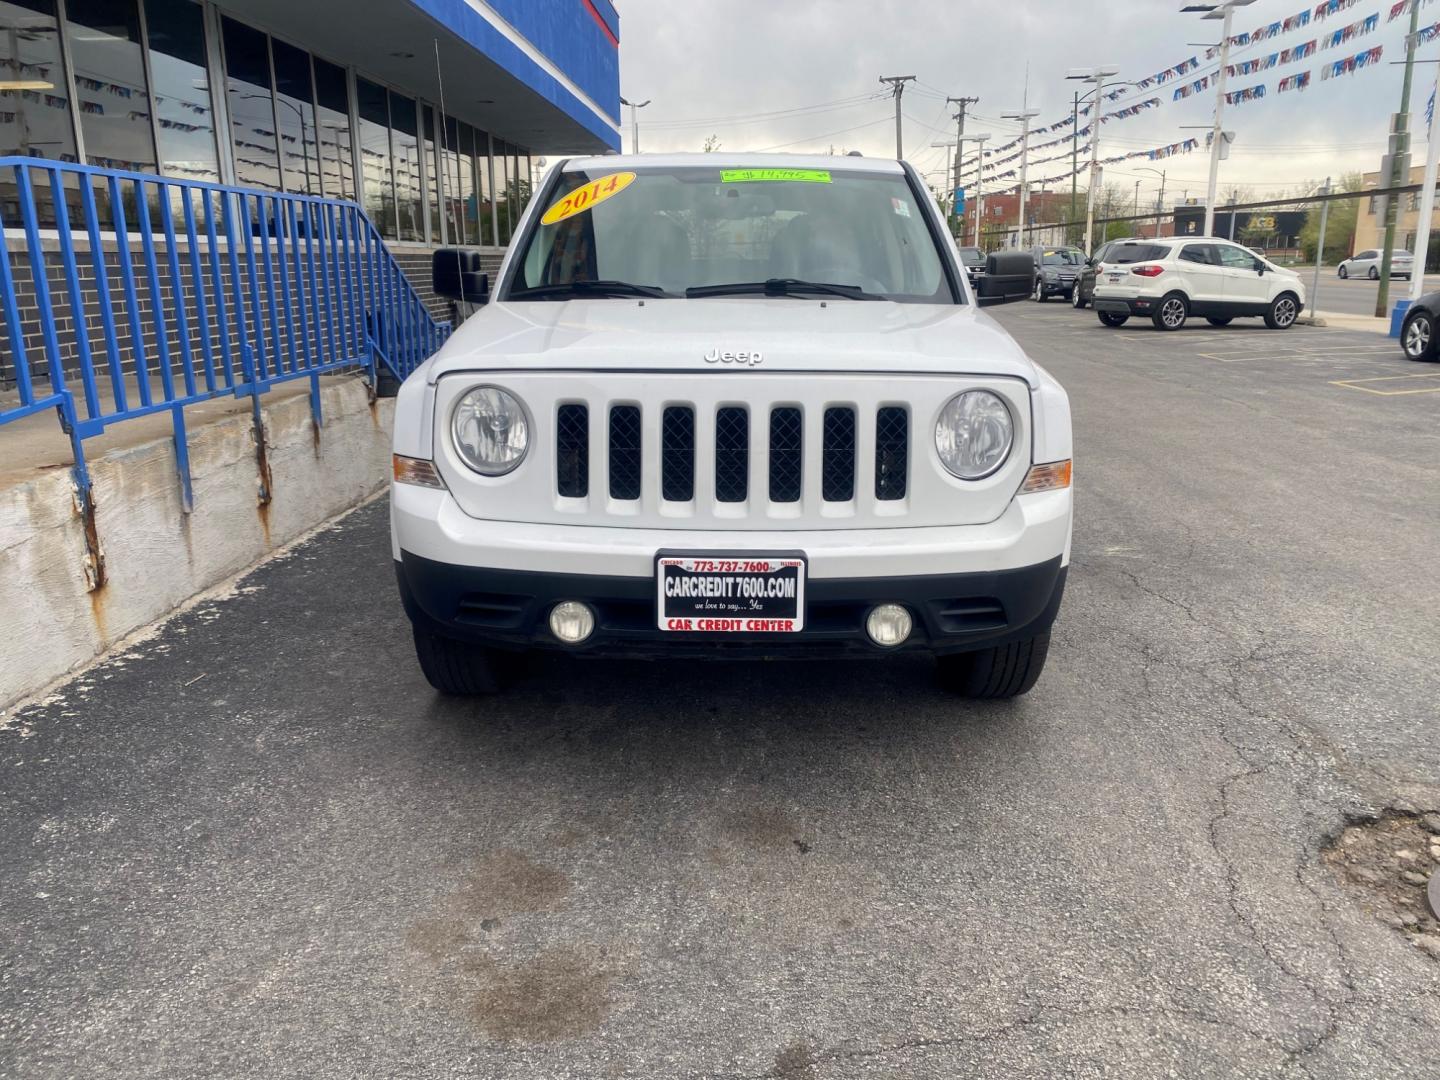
1091, 237, 1306, 331
390, 154, 1073, 699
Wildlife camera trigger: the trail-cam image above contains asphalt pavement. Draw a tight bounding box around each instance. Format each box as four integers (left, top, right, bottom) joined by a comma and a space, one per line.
1309, 271, 1433, 318
3, 301, 1439, 1079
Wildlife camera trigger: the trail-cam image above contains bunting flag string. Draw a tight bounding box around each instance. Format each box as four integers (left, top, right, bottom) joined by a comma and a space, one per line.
1172, 75, 1211, 100
1319, 43, 1384, 77
79, 100, 105, 115
1281, 39, 1318, 62
1277, 70, 1313, 92
1224, 83, 1267, 105
1389, 0, 1436, 21
1321, 12, 1380, 47
75, 76, 134, 99
1229, 54, 1279, 76
157, 117, 209, 132
1419, 19, 1440, 41
1313, 0, 1361, 19
1206, 0, 1357, 58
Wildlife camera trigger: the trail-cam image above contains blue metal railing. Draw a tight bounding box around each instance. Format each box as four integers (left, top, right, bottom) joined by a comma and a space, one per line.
0, 157, 448, 553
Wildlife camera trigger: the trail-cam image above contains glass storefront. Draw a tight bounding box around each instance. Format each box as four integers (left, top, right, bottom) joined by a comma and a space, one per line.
0, 0, 78, 162
143, 0, 218, 183
65, 0, 156, 172
269, 37, 318, 196
0, 0, 529, 242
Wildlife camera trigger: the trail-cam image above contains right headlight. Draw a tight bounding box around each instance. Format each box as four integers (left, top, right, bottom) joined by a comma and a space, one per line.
452, 386, 529, 475
935, 390, 1013, 480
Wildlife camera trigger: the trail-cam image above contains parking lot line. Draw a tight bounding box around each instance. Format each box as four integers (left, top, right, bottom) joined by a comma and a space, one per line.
1199, 345, 1400, 363
1329, 373, 1440, 395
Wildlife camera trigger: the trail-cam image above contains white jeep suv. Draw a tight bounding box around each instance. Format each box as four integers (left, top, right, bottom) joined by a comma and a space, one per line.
390, 154, 1073, 699
1091, 237, 1305, 331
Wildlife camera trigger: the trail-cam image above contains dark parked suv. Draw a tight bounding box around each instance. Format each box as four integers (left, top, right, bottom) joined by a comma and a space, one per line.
1029, 245, 1086, 302
1071, 238, 1137, 309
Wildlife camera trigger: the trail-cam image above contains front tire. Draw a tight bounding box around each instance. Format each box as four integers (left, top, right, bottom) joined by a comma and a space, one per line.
938, 634, 1051, 699
1338, 265, 1349, 279
413, 629, 504, 695
1072, 286, 1087, 309
1368, 266, 1379, 280
1402, 309, 1436, 361
1264, 293, 1299, 330
1153, 293, 1188, 331
1033, 279, 1046, 303
1098, 310, 1128, 327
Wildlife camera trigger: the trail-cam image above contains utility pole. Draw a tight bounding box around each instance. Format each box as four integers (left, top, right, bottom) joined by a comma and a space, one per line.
879, 75, 916, 159
1133, 179, 1141, 227
1312, 177, 1332, 316
1137, 166, 1166, 239
1070, 90, 1080, 228
948, 95, 979, 236
966, 133, 991, 246
620, 96, 650, 154
1067, 66, 1119, 254
1410, 54, 1440, 304
1001, 108, 1040, 248
1378, 0, 1423, 317
1183, 0, 1257, 237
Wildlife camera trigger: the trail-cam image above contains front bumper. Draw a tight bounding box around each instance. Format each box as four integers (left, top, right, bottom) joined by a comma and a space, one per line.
1040, 275, 1078, 295
391, 485, 1072, 657
396, 552, 1067, 658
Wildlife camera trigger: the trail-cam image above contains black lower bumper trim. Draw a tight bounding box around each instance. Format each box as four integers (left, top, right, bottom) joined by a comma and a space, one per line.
396, 552, 1067, 658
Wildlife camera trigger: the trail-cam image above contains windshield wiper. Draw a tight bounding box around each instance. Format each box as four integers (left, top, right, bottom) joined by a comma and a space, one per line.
685, 278, 881, 300
508, 279, 672, 300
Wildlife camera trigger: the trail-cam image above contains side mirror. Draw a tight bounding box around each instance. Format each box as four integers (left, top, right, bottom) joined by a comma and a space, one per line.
432, 248, 489, 304
975, 251, 1035, 306
1256, 262, 1266, 275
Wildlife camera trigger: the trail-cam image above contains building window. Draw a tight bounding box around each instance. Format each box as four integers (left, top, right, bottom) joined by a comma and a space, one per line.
356, 75, 392, 235
0, 0, 77, 163
420, 101, 439, 242
221, 16, 279, 192
440, 113, 468, 244
65, 0, 157, 172
269, 38, 319, 195
388, 90, 420, 241
494, 137, 511, 244
143, 0, 217, 183
312, 57, 352, 200
475, 127, 494, 245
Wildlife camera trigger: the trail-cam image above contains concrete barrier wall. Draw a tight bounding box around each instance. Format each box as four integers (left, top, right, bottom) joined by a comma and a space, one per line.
0, 376, 393, 713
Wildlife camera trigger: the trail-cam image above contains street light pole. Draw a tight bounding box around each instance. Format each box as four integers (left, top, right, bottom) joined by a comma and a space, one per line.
1378, 0, 1424, 316
1312, 177, 1332, 317
620, 96, 650, 154
966, 133, 991, 246
1410, 56, 1440, 304
1000, 108, 1040, 248
1183, 0, 1257, 237
1136, 166, 1166, 239
1067, 66, 1120, 255
948, 95, 978, 235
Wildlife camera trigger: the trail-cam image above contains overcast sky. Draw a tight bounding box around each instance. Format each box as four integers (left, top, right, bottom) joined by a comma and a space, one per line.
614, 0, 1409, 204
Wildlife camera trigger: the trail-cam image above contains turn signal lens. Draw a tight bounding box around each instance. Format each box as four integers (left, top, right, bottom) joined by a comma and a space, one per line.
1131, 265, 1165, 277
1021, 459, 1072, 494
393, 454, 445, 489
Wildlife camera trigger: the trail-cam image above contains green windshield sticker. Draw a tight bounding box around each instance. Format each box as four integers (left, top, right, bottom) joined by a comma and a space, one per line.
720, 168, 832, 184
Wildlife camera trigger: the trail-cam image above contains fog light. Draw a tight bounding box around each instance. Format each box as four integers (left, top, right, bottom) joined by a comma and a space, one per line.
549, 601, 595, 644
866, 604, 913, 647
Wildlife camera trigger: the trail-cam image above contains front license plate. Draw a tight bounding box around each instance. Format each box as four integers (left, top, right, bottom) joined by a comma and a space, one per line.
657, 555, 806, 633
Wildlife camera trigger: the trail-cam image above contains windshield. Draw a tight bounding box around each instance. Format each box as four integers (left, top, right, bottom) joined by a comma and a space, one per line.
958, 246, 985, 265
1040, 250, 1083, 266
508, 165, 955, 303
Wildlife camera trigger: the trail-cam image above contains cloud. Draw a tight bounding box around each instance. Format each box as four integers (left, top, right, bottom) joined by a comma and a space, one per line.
615, 0, 1403, 199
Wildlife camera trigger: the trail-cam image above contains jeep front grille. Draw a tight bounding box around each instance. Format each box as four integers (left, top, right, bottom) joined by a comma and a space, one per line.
555, 402, 910, 512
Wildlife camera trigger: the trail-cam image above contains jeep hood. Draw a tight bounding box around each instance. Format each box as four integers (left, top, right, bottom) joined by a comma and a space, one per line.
422, 299, 1041, 387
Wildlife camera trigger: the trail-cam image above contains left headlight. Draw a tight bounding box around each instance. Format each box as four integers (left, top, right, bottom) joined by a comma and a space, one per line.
935, 390, 1013, 480
452, 386, 529, 475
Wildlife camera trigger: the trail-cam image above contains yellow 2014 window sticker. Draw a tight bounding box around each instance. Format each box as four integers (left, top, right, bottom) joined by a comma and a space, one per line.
540, 171, 636, 226
720, 168, 832, 184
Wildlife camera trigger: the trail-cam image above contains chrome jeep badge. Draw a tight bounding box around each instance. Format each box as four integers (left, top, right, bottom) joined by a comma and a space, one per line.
704, 348, 763, 366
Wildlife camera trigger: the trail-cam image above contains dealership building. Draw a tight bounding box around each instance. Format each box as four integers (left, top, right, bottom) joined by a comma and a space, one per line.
1, 0, 620, 262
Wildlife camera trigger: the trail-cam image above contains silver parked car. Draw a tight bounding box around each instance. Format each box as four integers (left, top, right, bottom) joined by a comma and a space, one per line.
1338, 249, 1413, 280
